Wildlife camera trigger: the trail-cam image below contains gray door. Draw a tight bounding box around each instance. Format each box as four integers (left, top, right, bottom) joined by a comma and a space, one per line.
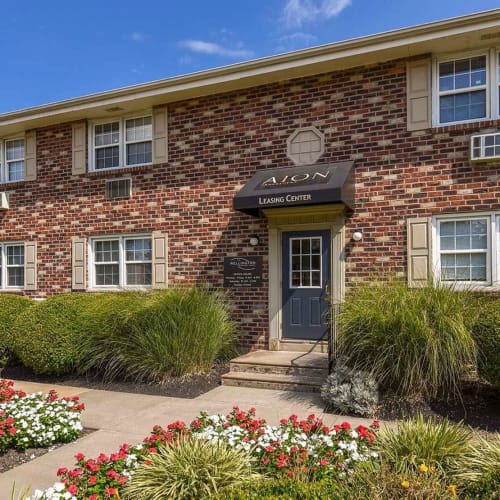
282, 230, 330, 340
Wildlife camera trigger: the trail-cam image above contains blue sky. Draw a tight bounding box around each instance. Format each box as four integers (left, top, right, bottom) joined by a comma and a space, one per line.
0, 0, 498, 113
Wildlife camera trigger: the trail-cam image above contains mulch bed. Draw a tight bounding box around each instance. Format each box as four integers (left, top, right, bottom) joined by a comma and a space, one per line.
0, 428, 96, 474
376, 381, 500, 434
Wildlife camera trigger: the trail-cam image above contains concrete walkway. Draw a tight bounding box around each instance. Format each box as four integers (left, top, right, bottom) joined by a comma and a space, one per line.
1, 381, 376, 498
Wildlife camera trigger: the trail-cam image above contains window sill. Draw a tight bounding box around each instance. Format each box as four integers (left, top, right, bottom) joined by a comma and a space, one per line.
87, 164, 155, 178
0, 180, 26, 188
0, 289, 25, 294
86, 287, 152, 293
432, 118, 500, 134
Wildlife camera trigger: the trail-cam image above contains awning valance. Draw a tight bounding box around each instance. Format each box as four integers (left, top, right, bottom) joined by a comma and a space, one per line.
233, 161, 355, 216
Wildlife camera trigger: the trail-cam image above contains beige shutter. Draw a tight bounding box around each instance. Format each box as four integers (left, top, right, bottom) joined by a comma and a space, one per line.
72, 236, 87, 290
152, 231, 168, 288
72, 123, 87, 175
407, 59, 431, 131
407, 217, 432, 287
24, 131, 37, 181
152, 106, 168, 164
24, 241, 37, 290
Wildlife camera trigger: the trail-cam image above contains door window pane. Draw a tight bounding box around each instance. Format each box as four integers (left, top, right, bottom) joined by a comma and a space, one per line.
290, 237, 322, 288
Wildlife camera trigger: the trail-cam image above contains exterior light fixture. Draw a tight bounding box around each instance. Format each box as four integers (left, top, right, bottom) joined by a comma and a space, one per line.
352, 231, 363, 242
249, 235, 260, 246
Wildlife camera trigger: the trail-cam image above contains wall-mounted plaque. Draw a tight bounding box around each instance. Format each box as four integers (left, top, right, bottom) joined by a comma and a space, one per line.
223, 256, 263, 287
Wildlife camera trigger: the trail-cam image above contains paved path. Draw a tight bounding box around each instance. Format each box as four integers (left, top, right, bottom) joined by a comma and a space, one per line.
1, 381, 375, 498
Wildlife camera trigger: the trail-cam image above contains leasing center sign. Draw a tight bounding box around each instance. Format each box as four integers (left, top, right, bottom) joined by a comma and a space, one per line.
233, 161, 354, 216
256, 167, 331, 206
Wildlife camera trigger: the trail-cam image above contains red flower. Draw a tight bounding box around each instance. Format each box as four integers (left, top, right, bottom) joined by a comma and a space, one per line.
320, 458, 328, 466
341, 422, 351, 430
88, 476, 97, 485
67, 484, 78, 495
57, 467, 68, 476
75, 452, 85, 461
89, 495, 99, 500
372, 420, 380, 428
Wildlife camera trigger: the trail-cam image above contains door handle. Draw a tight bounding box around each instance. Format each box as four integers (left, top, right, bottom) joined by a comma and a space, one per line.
324, 280, 330, 297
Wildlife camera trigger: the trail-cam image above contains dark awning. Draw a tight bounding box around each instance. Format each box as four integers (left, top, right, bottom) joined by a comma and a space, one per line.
233, 161, 355, 216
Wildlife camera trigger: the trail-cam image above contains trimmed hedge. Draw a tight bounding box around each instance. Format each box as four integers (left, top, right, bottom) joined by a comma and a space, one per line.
10, 293, 99, 375
471, 297, 500, 388
0, 294, 34, 366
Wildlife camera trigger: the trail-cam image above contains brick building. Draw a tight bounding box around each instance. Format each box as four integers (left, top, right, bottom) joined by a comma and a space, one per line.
0, 11, 499, 352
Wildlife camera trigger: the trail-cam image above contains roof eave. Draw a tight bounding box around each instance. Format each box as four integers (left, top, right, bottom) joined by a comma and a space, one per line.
1, 9, 500, 135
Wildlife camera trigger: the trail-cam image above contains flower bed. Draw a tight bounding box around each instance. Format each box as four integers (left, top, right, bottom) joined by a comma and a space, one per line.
0, 379, 84, 453
31, 406, 379, 499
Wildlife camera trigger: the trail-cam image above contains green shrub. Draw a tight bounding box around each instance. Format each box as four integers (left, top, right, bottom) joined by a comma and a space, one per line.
377, 414, 472, 476
122, 437, 260, 500
81, 287, 237, 382
342, 462, 455, 500
337, 278, 476, 398
0, 294, 33, 366
471, 298, 500, 388
461, 469, 500, 499
222, 477, 345, 500
11, 293, 99, 375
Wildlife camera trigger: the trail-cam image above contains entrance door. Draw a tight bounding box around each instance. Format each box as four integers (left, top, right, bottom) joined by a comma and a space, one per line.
282, 230, 330, 340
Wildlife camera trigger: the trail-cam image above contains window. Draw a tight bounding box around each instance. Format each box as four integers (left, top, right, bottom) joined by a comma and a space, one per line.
0, 139, 25, 182
91, 236, 152, 288
0, 243, 25, 289
434, 49, 500, 125
290, 237, 322, 288
434, 213, 500, 288
90, 115, 152, 171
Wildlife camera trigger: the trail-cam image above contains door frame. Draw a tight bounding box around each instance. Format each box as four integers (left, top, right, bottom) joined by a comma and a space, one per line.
265, 204, 346, 352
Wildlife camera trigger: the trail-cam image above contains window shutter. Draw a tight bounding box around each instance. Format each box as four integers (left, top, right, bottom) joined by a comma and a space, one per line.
407, 217, 431, 287
152, 106, 168, 165
24, 241, 37, 290
152, 231, 168, 288
72, 123, 87, 175
72, 236, 87, 290
407, 59, 431, 131
24, 131, 37, 181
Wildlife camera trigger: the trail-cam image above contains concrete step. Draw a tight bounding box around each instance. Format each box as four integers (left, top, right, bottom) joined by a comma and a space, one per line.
222, 371, 325, 393
229, 361, 328, 378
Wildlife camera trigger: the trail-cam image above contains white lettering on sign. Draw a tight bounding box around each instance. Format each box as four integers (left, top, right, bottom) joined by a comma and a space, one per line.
261, 170, 330, 187
258, 193, 312, 205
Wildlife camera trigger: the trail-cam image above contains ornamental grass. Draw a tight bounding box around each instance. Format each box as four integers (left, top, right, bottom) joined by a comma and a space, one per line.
337, 277, 476, 399
122, 437, 260, 500
376, 414, 472, 476
78, 287, 237, 382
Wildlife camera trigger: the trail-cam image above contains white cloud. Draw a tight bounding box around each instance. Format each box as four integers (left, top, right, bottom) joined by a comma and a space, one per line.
282, 0, 351, 27
178, 40, 253, 58
274, 32, 318, 53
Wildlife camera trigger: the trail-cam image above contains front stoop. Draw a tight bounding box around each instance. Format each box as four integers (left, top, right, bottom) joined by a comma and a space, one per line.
222, 350, 328, 392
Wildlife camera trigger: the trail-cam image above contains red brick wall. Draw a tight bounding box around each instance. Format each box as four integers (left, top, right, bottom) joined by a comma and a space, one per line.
1, 57, 499, 349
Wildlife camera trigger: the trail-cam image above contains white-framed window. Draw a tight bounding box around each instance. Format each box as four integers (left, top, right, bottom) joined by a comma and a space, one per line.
289, 236, 322, 288
89, 114, 152, 171
89, 235, 152, 288
434, 49, 500, 126
433, 212, 500, 288
0, 138, 25, 182
0, 243, 25, 289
